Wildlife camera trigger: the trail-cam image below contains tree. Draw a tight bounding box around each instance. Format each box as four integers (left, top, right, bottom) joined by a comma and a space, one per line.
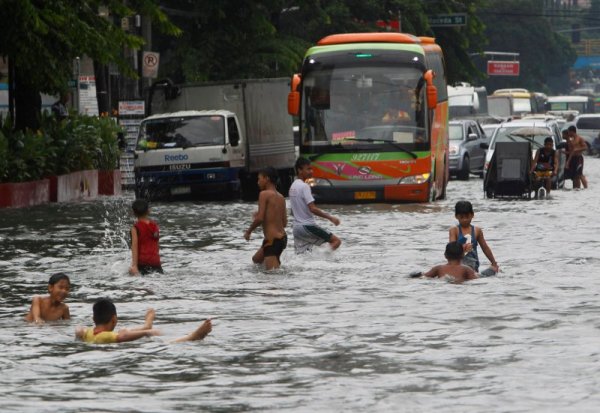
0, 1, 180, 130
478, 0, 577, 93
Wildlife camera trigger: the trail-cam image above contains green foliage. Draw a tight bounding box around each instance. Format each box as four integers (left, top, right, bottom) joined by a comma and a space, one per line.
480, 0, 577, 92
0, 1, 180, 96
0, 115, 122, 183
156, 0, 486, 85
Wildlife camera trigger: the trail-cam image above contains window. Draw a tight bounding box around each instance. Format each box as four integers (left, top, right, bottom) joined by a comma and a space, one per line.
227, 117, 240, 146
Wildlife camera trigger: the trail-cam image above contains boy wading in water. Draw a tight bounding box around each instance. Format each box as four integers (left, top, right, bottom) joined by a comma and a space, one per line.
75, 298, 212, 344
449, 201, 499, 274
289, 157, 341, 254
244, 167, 288, 270
25, 273, 71, 323
129, 199, 163, 275
423, 241, 478, 283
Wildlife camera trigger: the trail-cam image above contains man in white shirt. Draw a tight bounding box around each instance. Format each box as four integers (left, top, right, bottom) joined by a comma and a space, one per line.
289, 157, 341, 254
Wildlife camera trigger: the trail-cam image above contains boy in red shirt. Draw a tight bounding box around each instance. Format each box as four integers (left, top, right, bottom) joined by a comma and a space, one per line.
129, 199, 163, 275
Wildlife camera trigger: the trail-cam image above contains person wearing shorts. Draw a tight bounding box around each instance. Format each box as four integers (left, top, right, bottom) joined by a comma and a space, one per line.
244, 167, 288, 270
262, 235, 288, 264
289, 157, 341, 254
567, 126, 588, 189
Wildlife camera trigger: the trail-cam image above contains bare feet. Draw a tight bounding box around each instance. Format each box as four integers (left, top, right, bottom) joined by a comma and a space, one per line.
172, 319, 212, 343
143, 308, 156, 330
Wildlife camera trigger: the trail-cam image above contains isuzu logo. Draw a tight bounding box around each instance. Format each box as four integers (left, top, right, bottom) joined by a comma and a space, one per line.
164, 154, 189, 162
358, 166, 372, 175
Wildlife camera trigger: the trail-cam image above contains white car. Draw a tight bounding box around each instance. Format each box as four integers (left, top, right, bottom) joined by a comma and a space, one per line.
483, 118, 567, 189
571, 114, 600, 153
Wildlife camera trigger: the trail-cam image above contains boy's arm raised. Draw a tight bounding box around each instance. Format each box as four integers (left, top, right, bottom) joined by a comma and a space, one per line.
117, 328, 160, 343
129, 227, 139, 275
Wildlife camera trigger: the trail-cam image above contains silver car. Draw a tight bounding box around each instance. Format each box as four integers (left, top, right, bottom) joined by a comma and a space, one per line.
448, 120, 488, 180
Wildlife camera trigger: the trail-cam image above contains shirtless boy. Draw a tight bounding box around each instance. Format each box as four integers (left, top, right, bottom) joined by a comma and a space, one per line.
566, 126, 588, 189
244, 167, 288, 270
423, 242, 478, 283
75, 297, 212, 344
25, 273, 71, 323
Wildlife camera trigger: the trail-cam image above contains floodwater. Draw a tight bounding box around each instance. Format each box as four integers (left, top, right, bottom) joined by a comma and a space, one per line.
2, 159, 600, 413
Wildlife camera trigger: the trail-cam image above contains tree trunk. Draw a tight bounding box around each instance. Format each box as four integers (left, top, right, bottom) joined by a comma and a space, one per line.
14, 68, 42, 131
94, 60, 110, 115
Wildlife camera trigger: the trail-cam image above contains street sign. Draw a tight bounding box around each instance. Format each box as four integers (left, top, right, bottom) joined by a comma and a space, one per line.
487, 61, 520, 76
429, 13, 467, 27
142, 51, 160, 78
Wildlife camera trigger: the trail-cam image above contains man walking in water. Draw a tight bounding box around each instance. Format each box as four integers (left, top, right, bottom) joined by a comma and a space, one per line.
290, 157, 341, 254
244, 167, 288, 270
566, 126, 588, 189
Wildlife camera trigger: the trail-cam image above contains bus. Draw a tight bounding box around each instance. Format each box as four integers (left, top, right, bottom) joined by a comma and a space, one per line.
287, 33, 449, 203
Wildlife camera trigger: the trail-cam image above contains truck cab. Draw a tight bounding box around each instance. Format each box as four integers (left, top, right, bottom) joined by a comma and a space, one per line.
134, 110, 246, 199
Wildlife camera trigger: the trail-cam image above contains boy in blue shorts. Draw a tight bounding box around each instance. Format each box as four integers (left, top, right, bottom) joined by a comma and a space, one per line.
449, 201, 499, 274
76, 298, 212, 344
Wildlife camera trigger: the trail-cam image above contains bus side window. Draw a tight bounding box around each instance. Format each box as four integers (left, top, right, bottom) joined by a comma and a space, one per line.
227, 117, 241, 147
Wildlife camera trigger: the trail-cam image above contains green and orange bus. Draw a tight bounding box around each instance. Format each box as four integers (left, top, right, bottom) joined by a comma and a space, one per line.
288, 33, 449, 202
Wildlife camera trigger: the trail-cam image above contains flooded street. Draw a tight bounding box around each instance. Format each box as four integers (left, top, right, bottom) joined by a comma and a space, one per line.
2, 158, 600, 412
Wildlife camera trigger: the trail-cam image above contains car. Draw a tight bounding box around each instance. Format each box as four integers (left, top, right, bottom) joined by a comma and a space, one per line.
571, 114, 600, 153
448, 119, 488, 180
483, 117, 566, 189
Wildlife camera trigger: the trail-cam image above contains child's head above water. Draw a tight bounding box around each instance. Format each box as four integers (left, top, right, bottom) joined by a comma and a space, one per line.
132, 199, 150, 218
455, 200, 474, 215
48, 273, 70, 301
445, 241, 464, 261
93, 297, 117, 326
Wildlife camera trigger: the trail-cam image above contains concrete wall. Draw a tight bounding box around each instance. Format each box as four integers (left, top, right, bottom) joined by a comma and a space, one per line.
0, 179, 50, 208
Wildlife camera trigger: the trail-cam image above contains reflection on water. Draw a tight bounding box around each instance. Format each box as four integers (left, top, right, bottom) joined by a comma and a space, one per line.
2, 160, 600, 412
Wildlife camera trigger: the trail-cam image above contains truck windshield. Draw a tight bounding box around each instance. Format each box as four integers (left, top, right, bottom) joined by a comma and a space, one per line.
300, 63, 426, 150
137, 116, 225, 150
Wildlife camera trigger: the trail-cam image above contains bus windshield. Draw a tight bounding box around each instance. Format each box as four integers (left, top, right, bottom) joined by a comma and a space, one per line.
301, 65, 426, 150
137, 116, 225, 150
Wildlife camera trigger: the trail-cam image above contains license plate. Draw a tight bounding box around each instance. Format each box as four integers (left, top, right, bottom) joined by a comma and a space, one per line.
171, 186, 191, 195
354, 191, 376, 200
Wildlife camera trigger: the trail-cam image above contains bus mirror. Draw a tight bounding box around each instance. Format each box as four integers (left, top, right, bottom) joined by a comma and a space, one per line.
288, 74, 301, 115
424, 70, 437, 109
427, 84, 438, 109
288, 91, 300, 115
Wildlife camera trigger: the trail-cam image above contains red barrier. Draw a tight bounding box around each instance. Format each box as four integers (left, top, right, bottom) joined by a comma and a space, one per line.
0, 179, 51, 208
98, 170, 122, 196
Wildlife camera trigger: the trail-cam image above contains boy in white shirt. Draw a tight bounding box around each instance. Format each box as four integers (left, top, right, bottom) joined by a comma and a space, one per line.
289, 157, 341, 254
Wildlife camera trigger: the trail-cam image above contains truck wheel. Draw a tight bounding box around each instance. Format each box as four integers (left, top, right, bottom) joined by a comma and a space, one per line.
457, 156, 470, 181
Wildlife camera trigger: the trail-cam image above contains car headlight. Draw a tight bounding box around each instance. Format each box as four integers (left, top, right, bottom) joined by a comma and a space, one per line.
399, 173, 430, 184
449, 144, 459, 155
306, 178, 332, 187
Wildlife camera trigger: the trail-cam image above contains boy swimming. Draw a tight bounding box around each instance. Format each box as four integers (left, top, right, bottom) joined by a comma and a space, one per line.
422, 241, 478, 283
75, 298, 212, 344
449, 201, 499, 273
25, 273, 71, 323
129, 199, 163, 275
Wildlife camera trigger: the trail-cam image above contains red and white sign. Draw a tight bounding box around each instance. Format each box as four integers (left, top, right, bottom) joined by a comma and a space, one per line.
487, 61, 520, 76
376, 19, 400, 32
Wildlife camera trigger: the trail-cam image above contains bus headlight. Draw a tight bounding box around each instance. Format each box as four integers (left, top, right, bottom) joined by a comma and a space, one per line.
306, 178, 332, 187
399, 173, 430, 185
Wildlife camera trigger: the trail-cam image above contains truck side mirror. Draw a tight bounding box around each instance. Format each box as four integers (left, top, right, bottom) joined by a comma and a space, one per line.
288, 74, 301, 116
424, 70, 437, 110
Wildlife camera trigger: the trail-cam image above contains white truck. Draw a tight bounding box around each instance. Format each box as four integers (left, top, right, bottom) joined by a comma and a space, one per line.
134, 78, 296, 200
447, 83, 487, 119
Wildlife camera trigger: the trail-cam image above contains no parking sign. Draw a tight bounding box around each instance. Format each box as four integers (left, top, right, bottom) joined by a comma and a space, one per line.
142, 51, 160, 78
